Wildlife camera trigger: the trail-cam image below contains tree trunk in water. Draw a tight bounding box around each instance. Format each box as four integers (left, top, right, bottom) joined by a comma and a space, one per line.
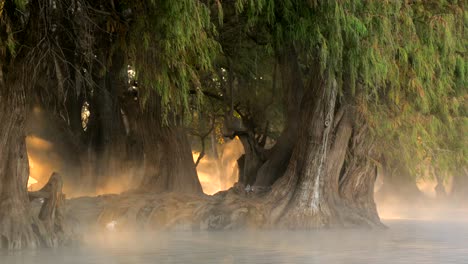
0, 0, 70, 248
270, 74, 340, 228
0, 75, 62, 248
137, 93, 203, 194
338, 122, 381, 225
451, 167, 468, 204
434, 170, 447, 200
0, 99, 39, 249
262, 67, 382, 228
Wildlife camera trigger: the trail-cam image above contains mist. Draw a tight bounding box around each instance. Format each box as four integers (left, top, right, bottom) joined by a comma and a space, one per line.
2, 220, 467, 263
18, 126, 468, 264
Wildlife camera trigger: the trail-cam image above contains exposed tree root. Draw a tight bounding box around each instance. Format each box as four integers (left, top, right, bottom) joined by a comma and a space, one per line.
63, 187, 383, 235
0, 173, 70, 249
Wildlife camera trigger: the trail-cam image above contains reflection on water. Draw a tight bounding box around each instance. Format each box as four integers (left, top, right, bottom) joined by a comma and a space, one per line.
1, 219, 467, 264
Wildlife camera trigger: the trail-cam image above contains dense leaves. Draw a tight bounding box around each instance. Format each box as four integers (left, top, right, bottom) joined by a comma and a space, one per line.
1, 0, 466, 182
234, 0, 466, 179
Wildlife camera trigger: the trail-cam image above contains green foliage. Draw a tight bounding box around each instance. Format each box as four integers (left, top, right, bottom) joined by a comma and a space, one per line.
234, 0, 467, 178
2, 0, 463, 180
124, 0, 221, 116
0, 0, 23, 58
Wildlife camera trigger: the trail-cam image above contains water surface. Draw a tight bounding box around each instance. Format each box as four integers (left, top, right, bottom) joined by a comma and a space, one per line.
1, 219, 467, 264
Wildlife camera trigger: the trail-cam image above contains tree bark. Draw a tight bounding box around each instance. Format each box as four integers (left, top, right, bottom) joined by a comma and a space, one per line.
338, 122, 381, 225
270, 73, 340, 227
136, 93, 203, 194
261, 64, 382, 228
0, 72, 61, 249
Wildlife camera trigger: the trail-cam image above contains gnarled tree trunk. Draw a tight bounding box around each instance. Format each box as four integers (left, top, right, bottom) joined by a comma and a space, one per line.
268, 73, 340, 228
262, 66, 381, 228
0, 73, 62, 248
338, 121, 381, 226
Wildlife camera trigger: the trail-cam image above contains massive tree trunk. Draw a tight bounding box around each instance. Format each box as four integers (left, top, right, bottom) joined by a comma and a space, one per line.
267, 73, 340, 227
82, 74, 383, 230
0, 72, 61, 248
136, 93, 203, 194
0, 0, 69, 248
0, 92, 39, 249
261, 65, 381, 228
338, 121, 381, 225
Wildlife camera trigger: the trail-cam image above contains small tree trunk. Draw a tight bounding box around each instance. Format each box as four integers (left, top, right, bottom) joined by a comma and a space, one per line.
434, 170, 447, 199
236, 134, 263, 186
210, 131, 226, 189
451, 168, 468, 203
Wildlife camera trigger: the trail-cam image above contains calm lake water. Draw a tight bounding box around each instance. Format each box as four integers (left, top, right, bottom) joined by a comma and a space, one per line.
1, 219, 467, 264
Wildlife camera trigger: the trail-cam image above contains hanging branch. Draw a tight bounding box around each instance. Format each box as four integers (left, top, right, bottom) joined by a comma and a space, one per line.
192, 114, 216, 167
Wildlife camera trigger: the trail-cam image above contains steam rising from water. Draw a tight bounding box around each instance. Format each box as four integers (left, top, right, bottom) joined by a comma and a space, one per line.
24, 106, 466, 224
18, 121, 468, 263
3, 219, 468, 263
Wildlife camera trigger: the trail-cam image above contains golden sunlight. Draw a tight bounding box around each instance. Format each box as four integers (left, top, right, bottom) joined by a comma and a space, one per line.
193, 138, 244, 195
26, 136, 61, 191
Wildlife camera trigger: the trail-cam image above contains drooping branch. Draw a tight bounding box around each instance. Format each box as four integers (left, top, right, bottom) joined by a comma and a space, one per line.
192, 114, 216, 167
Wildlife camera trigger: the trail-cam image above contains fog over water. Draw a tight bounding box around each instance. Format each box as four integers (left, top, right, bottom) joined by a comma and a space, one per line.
2, 211, 468, 264
15, 123, 468, 263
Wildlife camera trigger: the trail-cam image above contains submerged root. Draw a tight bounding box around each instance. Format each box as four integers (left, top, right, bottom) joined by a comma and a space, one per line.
0, 219, 40, 249
0, 173, 72, 249
0, 202, 45, 249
